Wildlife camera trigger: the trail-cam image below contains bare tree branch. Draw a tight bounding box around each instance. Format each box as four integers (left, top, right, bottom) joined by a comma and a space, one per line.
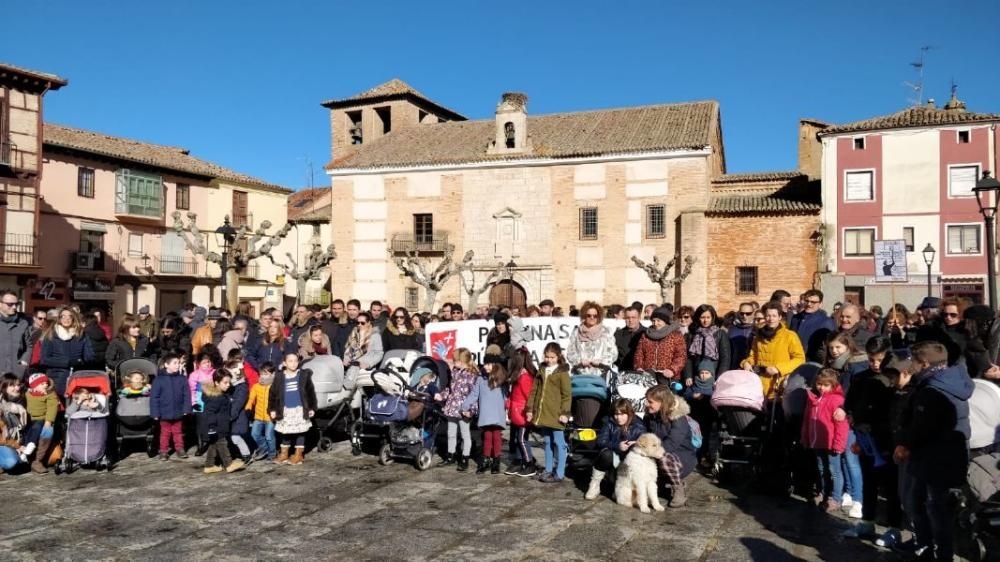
630, 254, 697, 303
461, 261, 505, 311
391, 245, 474, 312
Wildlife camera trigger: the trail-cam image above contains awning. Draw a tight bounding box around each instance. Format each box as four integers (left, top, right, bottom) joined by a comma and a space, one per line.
80, 221, 107, 233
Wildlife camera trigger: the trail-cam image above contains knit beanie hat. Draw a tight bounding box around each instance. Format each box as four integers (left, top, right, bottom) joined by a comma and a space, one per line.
697, 359, 718, 375
651, 306, 672, 324
28, 373, 50, 391
964, 304, 995, 323
483, 344, 505, 365
493, 312, 510, 326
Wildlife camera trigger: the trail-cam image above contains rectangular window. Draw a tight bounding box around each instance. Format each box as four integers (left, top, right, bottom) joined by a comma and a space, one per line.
128, 233, 143, 258
645, 205, 665, 239
115, 169, 163, 218
736, 266, 758, 295
413, 214, 433, 244
347, 110, 363, 144
176, 183, 190, 210
844, 228, 876, 257
845, 171, 874, 201
958, 130, 971, 144
579, 207, 598, 240
405, 287, 419, 309
232, 190, 249, 227
853, 137, 865, 150
949, 165, 979, 198
903, 227, 915, 252
948, 224, 981, 255
79, 230, 104, 254
77, 167, 95, 198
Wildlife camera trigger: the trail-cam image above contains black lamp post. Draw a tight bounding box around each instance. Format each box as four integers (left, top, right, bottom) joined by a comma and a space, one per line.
921, 243, 935, 297
973, 171, 1000, 309
215, 216, 238, 309
504, 260, 517, 307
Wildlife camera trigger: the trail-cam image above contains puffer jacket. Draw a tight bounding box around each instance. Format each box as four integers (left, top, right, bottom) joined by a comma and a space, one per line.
524, 364, 572, 430
566, 325, 618, 376
633, 328, 687, 382
197, 382, 232, 439
188, 366, 215, 408
150, 370, 192, 420
801, 384, 848, 452
741, 325, 806, 399
507, 370, 534, 427
105, 336, 150, 372
596, 415, 646, 451
228, 380, 250, 435
461, 377, 507, 428
644, 397, 696, 477
440, 367, 478, 419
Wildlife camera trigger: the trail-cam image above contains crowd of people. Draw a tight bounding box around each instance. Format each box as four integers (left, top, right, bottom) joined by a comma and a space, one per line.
0, 288, 996, 561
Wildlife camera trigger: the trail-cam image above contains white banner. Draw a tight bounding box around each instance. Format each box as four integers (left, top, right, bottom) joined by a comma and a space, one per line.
873, 239, 908, 283
424, 317, 637, 365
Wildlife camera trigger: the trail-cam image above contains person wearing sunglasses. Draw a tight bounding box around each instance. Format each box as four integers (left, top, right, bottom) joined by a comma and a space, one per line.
566, 302, 618, 379
913, 297, 968, 367
0, 290, 32, 379
381, 307, 420, 352
727, 302, 757, 371
342, 312, 384, 373
790, 289, 835, 363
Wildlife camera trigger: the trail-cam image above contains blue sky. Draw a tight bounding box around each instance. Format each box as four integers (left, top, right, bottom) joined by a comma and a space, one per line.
3, 0, 998, 189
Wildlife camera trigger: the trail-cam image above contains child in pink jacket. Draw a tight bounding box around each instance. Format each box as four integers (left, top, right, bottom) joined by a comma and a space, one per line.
802, 368, 849, 511
188, 351, 218, 411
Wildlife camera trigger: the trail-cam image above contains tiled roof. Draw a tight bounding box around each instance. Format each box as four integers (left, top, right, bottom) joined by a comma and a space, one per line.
714, 171, 804, 183
708, 194, 821, 214
288, 187, 331, 220
43, 124, 290, 193
292, 204, 332, 223
320, 79, 466, 120
327, 100, 719, 171
819, 104, 1000, 136
0, 62, 68, 89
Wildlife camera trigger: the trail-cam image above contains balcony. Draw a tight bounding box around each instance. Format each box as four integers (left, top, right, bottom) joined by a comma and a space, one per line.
156, 256, 200, 276
69, 251, 121, 273
240, 262, 262, 280
390, 231, 450, 255
0, 139, 16, 170
0, 234, 39, 267
115, 169, 165, 223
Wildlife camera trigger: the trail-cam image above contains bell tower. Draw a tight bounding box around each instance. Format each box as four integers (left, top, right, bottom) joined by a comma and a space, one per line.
488, 93, 532, 154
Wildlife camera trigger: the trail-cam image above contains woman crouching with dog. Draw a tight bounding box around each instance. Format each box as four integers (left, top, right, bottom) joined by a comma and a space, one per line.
644, 385, 697, 507
584, 398, 646, 500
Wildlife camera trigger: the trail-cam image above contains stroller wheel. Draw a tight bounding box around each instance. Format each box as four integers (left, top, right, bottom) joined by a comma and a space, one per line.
351, 444, 362, 456
378, 443, 394, 466
318, 437, 335, 453
65, 460, 77, 474
54, 463, 63, 475
415, 448, 433, 471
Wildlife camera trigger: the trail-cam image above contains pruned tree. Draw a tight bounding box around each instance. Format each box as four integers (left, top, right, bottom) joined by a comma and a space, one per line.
172, 211, 293, 312
630, 254, 696, 304
268, 224, 336, 307
460, 262, 505, 313
392, 245, 474, 313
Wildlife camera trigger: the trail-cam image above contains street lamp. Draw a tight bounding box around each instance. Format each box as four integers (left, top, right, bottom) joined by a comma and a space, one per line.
214, 216, 238, 309
973, 171, 1000, 309
921, 243, 935, 297
503, 260, 517, 307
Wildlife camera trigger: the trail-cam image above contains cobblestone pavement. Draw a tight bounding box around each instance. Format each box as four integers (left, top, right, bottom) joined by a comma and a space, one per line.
0, 441, 944, 561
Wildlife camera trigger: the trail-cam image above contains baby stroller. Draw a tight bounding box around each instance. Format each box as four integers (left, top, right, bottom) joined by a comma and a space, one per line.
56, 370, 113, 474
961, 379, 1000, 561
710, 369, 769, 483
115, 358, 157, 456
566, 365, 613, 471
306, 355, 354, 453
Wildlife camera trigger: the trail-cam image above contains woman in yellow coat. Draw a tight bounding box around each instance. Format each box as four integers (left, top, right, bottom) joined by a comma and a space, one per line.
740, 302, 805, 399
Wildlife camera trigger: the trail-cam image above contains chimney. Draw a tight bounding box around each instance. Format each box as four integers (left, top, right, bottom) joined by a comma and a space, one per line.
488, 92, 532, 154
798, 119, 829, 180
926, 98, 936, 109
944, 88, 967, 112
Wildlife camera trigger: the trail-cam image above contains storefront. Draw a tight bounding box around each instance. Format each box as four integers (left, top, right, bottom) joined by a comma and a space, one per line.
24, 277, 70, 314
941, 278, 985, 305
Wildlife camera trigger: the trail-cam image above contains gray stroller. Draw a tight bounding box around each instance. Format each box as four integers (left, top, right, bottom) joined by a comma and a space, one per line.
115, 358, 158, 456
55, 370, 113, 474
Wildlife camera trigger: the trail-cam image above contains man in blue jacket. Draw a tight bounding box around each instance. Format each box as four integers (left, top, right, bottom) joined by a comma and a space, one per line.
789, 289, 835, 363
894, 341, 974, 561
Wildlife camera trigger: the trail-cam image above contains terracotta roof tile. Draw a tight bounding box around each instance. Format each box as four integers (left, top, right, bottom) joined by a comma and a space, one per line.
288, 187, 331, 220
320, 78, 466, 120
819, 104, 1000, 136
0, 62, 68, 88
43, 124, 290, 193
327, 100, 719, 171
714, 171, 804, 183
708, 194, 821, 214
292, 204, 332, 223
708, 174, 820, 215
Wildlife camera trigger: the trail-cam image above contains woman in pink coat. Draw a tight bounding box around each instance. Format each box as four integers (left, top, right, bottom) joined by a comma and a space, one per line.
802, 368, 849, 511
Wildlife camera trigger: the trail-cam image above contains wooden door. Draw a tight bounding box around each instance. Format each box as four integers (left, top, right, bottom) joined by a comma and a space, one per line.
490, 280, 526, 310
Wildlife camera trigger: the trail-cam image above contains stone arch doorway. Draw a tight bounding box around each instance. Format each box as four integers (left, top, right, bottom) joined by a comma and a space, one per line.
490, 279, 527, 311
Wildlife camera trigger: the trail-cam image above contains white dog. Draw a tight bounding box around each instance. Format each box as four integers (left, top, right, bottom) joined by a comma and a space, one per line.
614, 433, 666, 513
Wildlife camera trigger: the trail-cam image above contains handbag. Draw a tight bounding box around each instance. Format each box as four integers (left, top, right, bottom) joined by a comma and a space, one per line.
369, 393, 408, 422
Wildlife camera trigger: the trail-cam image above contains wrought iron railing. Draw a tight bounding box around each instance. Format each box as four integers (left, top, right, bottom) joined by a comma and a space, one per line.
69, 251, 120, 272
1, 234, 38, 266
157, 256, 199, 275
390, 231, 450, 254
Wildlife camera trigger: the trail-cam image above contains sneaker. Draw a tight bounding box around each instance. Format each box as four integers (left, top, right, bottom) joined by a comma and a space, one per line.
225, 459, 246, 473
841, 493, 854, 508
203, 466, 223, 474
538, 472, 558, 483
177, 451, 189, 459
517, 464, 538, 478
848, 502, 863, 519
875, 528, 901, 549
159, 453, 170, 461
891, 538, 920, 554
841, 521, 875, 538
252, 449, 268, 462
503, 463, 522, 476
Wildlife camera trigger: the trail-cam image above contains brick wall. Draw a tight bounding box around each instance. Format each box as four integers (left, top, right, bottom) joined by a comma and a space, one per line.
706, 212, 820, 312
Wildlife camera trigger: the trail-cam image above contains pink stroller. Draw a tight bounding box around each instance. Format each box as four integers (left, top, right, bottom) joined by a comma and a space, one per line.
710, 370, 768, 482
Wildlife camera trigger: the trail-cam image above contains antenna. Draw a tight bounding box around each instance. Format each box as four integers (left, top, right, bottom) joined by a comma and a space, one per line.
904, 45, 935, 106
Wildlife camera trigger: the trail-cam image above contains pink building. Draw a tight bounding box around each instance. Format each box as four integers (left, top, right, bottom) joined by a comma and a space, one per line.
819, 93, 1000, 309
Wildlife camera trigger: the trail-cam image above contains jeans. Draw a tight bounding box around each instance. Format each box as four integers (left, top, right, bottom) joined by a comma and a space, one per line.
815, 450, 844, 501
842, 430, 863, 502
540, 428, 568, 480
446, 418, 472, 456
24, 421, 54, 446
281, 433, 305, 448
508, 425, 533, 465
0, 446, 19, 471
861, 452, 902, 527
902, 473, 957, 559
230, 435, 251, 457
251, 421, 276, 458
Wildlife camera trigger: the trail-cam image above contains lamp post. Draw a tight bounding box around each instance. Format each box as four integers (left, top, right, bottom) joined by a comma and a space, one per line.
921, 243, 935, 297
973, 171, 1000, 309
214, 217, 238, 310
504, 260, 517, 307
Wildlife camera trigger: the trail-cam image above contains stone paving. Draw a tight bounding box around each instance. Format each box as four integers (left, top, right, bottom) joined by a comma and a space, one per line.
0, 441, 938, 561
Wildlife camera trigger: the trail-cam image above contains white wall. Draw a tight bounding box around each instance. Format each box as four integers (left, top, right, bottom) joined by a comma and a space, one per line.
882, 130, 940, 214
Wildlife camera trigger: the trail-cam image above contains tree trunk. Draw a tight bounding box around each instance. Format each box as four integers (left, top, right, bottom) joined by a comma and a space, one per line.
659, 284, 670, 307
296, 277, 307, 307
424, 288, 438, 314
225, 267, 240, 313
466, 288, 486, 314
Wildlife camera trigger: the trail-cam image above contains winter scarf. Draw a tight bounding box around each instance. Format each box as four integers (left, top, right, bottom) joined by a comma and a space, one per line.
689, 326, 720, 360
576, 322, 603, 342
53, 324, 77, 341
345, 326, 373, 363
644, 324, 676, 341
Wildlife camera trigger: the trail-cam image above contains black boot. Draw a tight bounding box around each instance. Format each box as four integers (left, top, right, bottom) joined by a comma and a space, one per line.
457, 455, 469, 472
491, 457, 501, 475
476, 458, 491, 474
437, 453, 455, 467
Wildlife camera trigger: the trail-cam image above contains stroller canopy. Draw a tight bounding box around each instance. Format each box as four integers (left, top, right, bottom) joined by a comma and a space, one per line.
118, 358, 157, 379
711, 369, 765, 413
970, 378, 1000, 450
66, 370, 112, 397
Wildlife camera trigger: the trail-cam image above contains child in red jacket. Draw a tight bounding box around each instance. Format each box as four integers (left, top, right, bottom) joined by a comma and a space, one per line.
802, 368, 849, 512
504, 348, 537, 477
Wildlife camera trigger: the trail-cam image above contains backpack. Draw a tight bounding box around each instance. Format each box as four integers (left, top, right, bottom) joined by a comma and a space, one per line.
686, 415, 703, 449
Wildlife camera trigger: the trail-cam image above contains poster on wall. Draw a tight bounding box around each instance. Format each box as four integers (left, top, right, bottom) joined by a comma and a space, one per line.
873, 239, 908, 283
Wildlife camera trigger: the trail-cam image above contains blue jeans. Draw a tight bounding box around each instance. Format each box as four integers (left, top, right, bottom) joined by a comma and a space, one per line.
816, 450, 844, 500
0, 446, 19, 471
251, 420, 276, 458
24, 421, 54, 446
540, 428, 568, 479
842, 430, 863, 502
